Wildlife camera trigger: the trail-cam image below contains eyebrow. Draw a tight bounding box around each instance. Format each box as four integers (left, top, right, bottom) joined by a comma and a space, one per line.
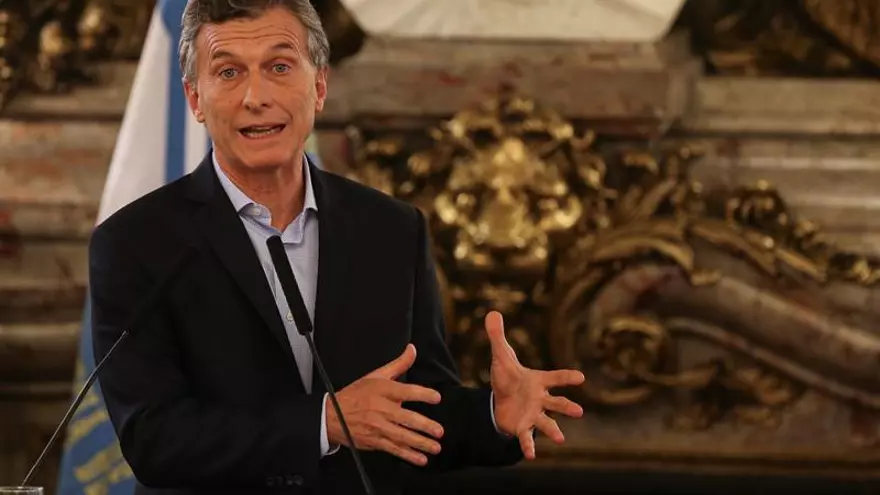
209, 42, 298, 62
269, 42, 297, 53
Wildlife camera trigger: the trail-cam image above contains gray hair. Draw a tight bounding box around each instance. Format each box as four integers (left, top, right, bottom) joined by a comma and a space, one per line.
178, 0, 331, 83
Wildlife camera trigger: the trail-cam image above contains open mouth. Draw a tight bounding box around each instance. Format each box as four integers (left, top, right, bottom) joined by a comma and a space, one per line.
239, 124, 285, 139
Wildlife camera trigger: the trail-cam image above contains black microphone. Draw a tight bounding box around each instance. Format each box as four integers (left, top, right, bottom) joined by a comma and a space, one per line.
265, 235, 375, 495
19, 245, 199, 487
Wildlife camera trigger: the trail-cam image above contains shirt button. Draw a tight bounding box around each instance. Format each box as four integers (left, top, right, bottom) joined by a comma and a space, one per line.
249, 205, 261, 216
286, 311, 294, 323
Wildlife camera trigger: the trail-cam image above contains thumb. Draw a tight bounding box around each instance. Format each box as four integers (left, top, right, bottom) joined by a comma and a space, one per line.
367, 343, 416, 380
485, 311, 517, 363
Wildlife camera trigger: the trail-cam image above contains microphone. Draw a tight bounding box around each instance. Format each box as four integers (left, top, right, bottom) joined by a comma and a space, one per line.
265, 235, 375, 495
19, 245, 199, 487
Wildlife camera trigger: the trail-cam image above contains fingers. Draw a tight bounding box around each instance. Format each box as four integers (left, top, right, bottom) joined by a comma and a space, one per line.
390, 407, 445, 439
518, 428, 536, 460
542, 369, 586, 388
484, 311, 518, 363
543, 394, 584, 418
385, 381, 441, 405
374, 419, 443, 467
535, 413, 564, 444
367, 344, 417, 380
376, 437, 429, 467
383, 420, 442, 456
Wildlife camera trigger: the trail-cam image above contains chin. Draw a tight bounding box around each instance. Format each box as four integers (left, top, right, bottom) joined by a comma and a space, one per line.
234, 148, 299, 170
243, 155, 299, 171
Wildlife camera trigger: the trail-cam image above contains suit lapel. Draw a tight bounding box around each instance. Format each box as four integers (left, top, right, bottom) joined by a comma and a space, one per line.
185, 156, 301, 385
309, 161, 351, 394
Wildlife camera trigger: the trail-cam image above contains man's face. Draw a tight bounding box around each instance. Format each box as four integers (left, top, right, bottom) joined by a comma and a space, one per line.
184, 7, 327, 173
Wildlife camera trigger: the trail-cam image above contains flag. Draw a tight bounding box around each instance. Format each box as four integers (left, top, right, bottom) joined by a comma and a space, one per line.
56, 1, 323, 493
56, 1, 205, 493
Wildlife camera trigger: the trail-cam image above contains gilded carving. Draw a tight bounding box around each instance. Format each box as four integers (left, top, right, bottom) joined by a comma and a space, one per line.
0, 0, 152, 111
348, 91, 880, 430
348, 93, 608, 384
570, 315, 802, 429
679, 0, 880, 77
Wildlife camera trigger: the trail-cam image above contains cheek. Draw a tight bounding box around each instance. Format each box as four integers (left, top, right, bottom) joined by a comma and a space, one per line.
202, 82, 240, 109
292, 85, 319, 112
204, 99, 238, 126
279, 75, 316, 103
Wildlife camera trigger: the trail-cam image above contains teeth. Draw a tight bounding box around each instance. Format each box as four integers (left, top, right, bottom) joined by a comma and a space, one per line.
242, 126, 282, 137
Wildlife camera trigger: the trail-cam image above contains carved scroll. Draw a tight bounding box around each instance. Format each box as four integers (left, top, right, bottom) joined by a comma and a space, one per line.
347, 91, 880, 437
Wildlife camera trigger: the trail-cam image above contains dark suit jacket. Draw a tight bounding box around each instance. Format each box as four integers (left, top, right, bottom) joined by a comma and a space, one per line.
89, 153, 522, 494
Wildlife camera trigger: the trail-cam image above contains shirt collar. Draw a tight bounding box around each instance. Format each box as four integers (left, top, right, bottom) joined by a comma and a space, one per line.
212, 151, 318, 215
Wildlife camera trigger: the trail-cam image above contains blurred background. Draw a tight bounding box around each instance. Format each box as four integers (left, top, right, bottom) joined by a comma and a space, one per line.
6, 0, 880, 493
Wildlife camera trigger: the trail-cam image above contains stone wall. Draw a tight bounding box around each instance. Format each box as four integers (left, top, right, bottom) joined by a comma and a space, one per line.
0, 116, 118, 494
682, 77, 880, 257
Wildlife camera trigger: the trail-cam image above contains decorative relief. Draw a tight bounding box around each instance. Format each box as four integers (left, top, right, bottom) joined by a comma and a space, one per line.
678, 0, 880, 77
0, 0, 154, 111
347, 91, 880, 430
575, 315, 803, 429
348, 93, 609, 383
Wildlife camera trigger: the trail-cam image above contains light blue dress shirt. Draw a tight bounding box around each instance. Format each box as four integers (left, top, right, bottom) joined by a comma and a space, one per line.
212, 154, 338, 457
212, 153, 508, 460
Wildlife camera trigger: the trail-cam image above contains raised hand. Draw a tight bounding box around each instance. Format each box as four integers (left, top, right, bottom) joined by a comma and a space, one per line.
326, 344, 445, 466
486, 311, 585, 460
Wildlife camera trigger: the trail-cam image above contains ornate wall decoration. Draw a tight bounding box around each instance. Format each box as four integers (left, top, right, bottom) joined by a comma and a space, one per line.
347, 91, 880, 432
348, 93, 607, 385
0, 0, 155, 112
677, 0, 880, 77
548, 157, 880, 429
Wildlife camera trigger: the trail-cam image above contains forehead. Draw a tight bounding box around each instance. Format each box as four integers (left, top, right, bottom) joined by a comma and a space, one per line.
196, 7, 308, 58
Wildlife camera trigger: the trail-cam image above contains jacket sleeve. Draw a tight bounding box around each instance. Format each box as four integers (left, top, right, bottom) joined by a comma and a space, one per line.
404, 207, 523, 471
89, 222, 324, 490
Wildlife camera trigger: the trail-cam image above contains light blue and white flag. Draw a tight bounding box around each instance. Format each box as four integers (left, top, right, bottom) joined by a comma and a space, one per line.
56, 0, 322, 493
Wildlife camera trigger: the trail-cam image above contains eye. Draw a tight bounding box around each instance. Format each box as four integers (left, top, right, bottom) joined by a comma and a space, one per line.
219, 68, 237, 79
272, 63, 291, 74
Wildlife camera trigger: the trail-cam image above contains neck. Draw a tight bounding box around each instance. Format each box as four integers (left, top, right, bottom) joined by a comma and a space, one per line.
219, 154, 305, 230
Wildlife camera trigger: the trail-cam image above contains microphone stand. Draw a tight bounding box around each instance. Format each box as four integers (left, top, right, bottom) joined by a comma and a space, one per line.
20, 330, 129, 487
19, 246, 198, 487
266, 235, 375, 495
306, 328, 375, 495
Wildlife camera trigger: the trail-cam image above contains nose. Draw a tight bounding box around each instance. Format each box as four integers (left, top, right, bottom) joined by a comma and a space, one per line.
242, 73, 270, 110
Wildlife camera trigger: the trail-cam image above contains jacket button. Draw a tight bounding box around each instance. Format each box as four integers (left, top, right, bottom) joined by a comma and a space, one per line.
286, 474, 304, 486
266, 477, 277, 487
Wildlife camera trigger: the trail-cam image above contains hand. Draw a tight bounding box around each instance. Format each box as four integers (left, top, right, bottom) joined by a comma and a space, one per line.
487, 311, 585, 460
326, 344, 445, 466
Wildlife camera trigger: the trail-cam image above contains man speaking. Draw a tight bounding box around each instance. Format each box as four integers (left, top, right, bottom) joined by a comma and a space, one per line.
89, 0, 586, 493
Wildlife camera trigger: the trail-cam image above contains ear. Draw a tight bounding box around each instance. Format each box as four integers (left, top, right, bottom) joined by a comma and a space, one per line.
314, 67, 328, 113
183, 78, 204, 123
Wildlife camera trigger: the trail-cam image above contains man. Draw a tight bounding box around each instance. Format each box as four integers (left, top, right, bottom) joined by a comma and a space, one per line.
89, 1, 585, 493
